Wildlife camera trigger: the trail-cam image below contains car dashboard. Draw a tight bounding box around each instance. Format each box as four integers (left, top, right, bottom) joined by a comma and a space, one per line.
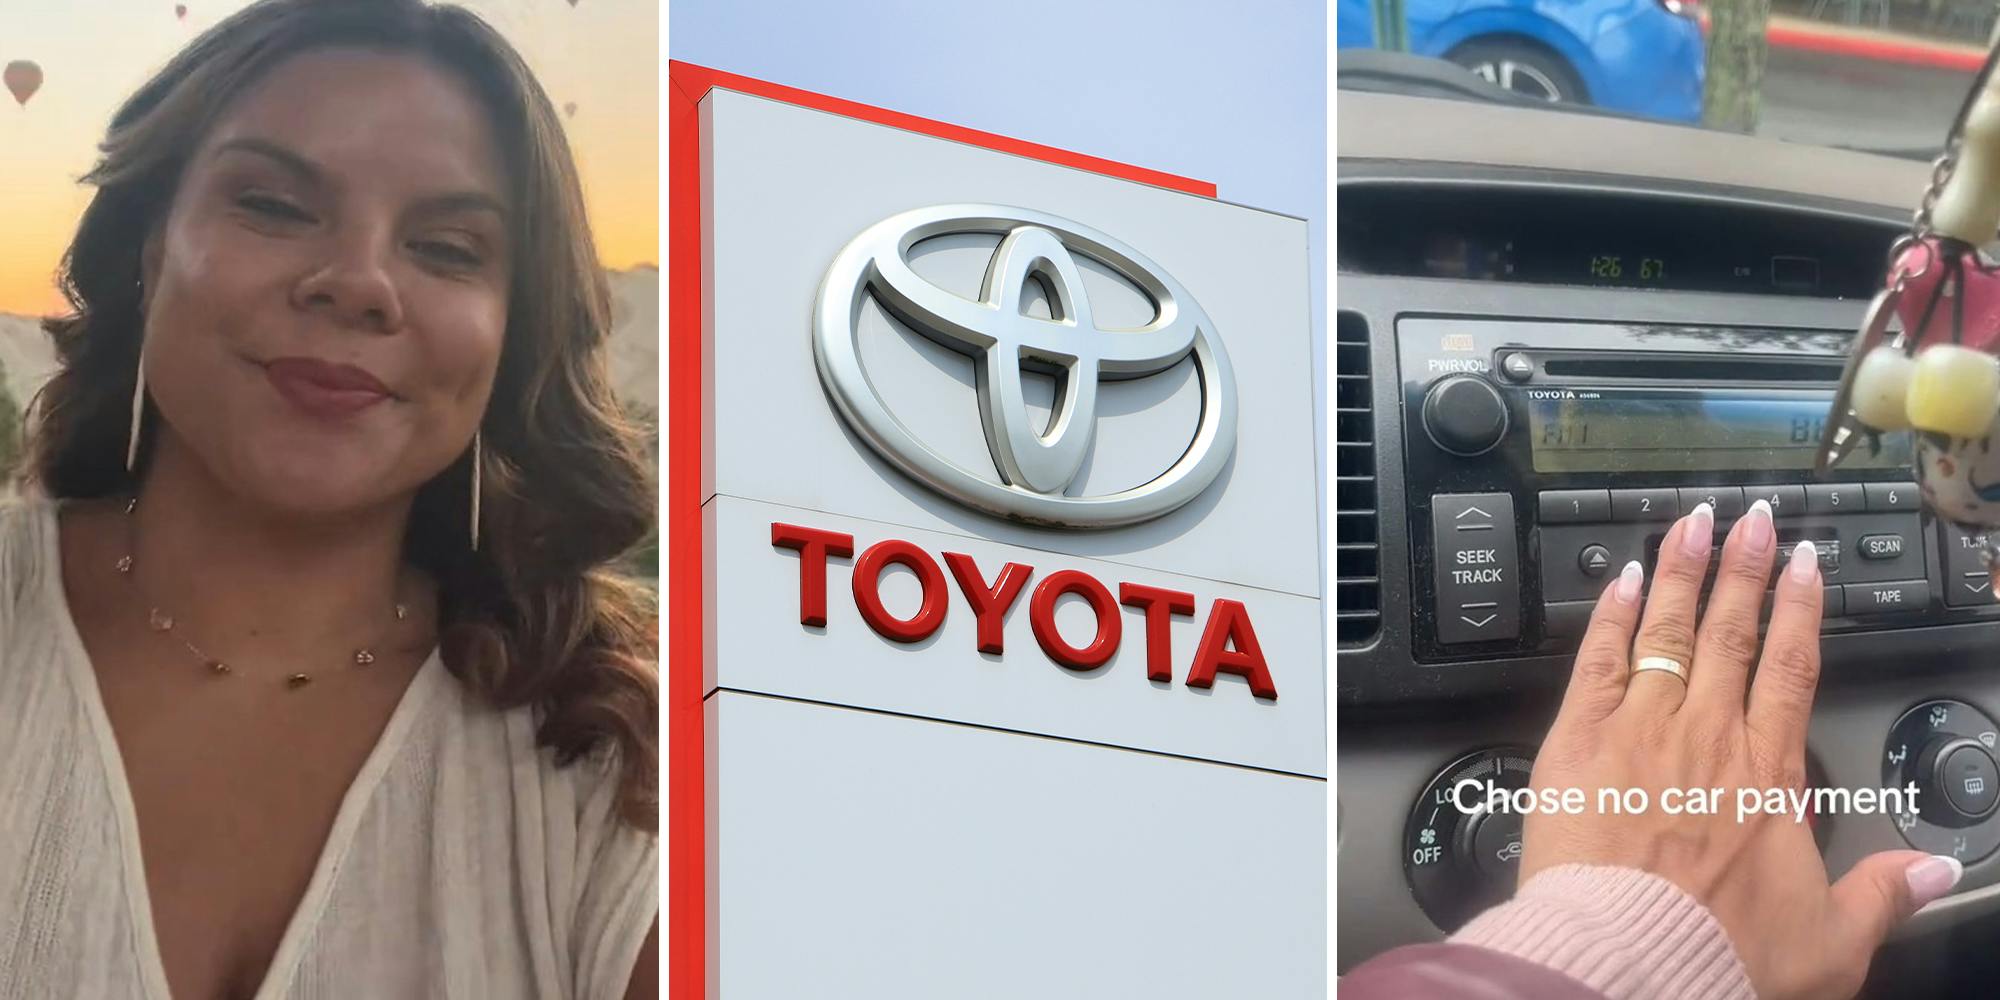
1336, 91, 2000, 989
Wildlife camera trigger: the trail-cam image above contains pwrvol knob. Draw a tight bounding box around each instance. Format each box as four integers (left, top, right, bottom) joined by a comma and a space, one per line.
1422, 375, 1508, 456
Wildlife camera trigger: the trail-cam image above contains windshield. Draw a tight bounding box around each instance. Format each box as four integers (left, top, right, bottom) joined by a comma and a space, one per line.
1336, 0, 1990, 157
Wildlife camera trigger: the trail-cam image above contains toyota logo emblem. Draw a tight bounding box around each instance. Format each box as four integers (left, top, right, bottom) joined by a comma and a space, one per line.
813, 205, 1238, 529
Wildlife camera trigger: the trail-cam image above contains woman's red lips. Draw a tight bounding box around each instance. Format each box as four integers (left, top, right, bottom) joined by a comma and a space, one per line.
263, 357, 393, 418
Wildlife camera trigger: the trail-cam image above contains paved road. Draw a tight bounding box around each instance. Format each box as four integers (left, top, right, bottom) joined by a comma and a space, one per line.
1759, 45, 1974, 154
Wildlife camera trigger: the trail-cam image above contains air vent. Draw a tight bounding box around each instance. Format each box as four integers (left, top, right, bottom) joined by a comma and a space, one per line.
1335, 312, 1380, 647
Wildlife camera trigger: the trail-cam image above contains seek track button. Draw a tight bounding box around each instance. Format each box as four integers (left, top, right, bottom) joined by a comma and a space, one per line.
1457, 602, 1500, 630
1432, 493, 1521, 644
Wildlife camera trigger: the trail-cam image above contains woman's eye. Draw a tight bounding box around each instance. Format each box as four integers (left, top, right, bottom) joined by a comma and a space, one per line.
412, 239, 484, 269
235, 193, 313, 222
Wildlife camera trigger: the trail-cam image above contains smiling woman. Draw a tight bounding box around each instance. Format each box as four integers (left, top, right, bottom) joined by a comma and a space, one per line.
0, 2, 658, 999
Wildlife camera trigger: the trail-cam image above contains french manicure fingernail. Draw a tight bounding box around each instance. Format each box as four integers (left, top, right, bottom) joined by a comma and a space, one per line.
1742, 499, 1774, 555
1907, 855, 1964, 907
1680, 502, 1714, 558
1615, 560, 1644, 605
1787, 540, 1819, 584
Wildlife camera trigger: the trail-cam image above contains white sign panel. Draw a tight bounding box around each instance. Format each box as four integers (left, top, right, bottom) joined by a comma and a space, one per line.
709, 693, 1328, 998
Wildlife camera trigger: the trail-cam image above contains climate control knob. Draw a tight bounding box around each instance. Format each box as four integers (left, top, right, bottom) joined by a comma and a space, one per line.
1404, 746, 1535, 931
1422, 375, 1509, 456
1885, 699, 2000, 863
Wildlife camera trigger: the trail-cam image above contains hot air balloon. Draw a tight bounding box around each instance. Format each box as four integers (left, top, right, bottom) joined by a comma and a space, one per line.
176, 4, 188, 19
563, 101, 577, 118
4, 61, 41, 108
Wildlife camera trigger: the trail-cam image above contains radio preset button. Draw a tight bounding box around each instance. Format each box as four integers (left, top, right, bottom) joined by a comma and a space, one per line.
1805, 484, 1865, 515
1843, 579, 1930, 614
1761, 584, 1845, 621
1610, 488, 1678, 522
1543, 600, 1595, 638
1866, 482, 1920, 512
1539, 489, 1611, 524
1422, 376, 1509, 457
1745, 485, 1806, 518
1677, 486, 1746, 519
1858, 533, 1907, 560
1432, 493, 1521, 644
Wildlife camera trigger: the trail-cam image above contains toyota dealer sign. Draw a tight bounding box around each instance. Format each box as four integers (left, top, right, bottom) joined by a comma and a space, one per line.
670, 65, 1325, 999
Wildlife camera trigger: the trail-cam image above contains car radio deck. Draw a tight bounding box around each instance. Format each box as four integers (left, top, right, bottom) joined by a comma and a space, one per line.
1398, 317, 2000, 663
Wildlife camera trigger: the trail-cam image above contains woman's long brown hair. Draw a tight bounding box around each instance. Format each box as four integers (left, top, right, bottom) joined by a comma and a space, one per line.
24, 0, 658, 829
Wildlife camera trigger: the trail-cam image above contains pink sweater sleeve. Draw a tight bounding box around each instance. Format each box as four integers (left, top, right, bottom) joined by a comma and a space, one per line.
1450, 864, 1756, 1000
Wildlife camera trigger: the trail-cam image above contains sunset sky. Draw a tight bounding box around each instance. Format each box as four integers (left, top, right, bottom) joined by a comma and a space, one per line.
0, 0, 658, 316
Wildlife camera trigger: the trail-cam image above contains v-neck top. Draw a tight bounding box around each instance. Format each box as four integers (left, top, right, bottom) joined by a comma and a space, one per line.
0, 498, 657, 1000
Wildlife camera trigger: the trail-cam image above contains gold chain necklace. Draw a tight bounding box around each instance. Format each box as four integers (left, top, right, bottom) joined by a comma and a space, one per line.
116, 497, 411, 689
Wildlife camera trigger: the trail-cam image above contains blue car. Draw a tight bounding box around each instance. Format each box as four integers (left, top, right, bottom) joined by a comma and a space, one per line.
1337, 0, 1706, 123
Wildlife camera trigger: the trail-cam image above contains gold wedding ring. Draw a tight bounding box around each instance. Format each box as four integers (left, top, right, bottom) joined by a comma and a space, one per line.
1633, 656, 1688, 682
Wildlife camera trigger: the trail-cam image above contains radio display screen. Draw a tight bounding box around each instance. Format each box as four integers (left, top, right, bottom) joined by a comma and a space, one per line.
1526, 390, 1914, 473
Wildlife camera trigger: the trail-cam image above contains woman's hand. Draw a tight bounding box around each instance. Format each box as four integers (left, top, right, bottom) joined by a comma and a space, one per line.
1525, 499, 1961, 1000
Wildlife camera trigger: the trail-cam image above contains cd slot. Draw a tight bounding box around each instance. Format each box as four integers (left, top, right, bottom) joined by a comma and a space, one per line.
1539, 355, 1843, 384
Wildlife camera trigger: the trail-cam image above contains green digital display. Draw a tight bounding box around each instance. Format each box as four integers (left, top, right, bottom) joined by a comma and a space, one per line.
1528, 391, 1912, 474
1588, 255, 1668, 283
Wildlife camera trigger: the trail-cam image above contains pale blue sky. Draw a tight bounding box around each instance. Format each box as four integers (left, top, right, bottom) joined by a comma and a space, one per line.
669, 0, 1329, 512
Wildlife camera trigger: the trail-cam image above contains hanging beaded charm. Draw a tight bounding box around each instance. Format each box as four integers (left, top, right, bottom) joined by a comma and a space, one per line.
1822, 44, 2000, 569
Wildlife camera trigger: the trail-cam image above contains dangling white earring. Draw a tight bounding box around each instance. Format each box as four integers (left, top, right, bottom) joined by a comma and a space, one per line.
128, 276, 147, 475
469, 428, 482, 552
125, 344, 146, 474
